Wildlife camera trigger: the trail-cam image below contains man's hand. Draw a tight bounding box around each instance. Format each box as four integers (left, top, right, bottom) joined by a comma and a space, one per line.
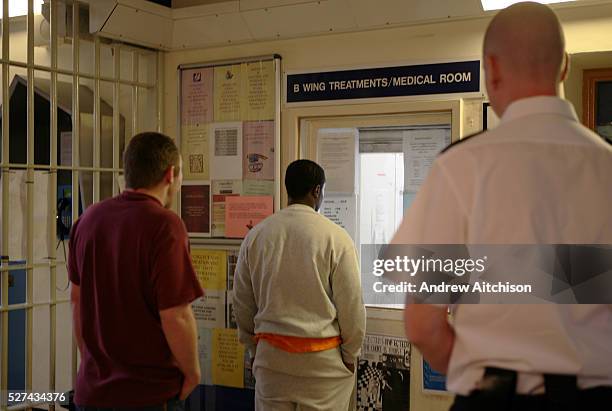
343, 361, 355, 373
404, 304, 454, 373
179, 371, 200, 400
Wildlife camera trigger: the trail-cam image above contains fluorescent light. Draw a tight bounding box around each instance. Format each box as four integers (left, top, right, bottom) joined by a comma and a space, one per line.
0, 0, 43, 18
481, 0, 575, 11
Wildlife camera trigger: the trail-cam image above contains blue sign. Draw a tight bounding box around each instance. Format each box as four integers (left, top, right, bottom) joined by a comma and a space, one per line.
423, 359, 447, 392
287, 60, 480, 103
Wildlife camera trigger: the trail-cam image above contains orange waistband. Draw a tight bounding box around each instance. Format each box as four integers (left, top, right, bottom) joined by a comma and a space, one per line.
254, 333, 342, 353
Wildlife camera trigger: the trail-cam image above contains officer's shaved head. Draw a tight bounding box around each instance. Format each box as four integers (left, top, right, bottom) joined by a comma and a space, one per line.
483, 2, 567, 116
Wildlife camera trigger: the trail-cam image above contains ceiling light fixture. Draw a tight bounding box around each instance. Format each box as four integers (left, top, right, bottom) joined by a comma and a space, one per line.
481, 0, 575, 11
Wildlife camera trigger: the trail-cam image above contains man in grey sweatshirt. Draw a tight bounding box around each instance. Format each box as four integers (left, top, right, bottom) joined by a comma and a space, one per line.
233, 159, 366, 411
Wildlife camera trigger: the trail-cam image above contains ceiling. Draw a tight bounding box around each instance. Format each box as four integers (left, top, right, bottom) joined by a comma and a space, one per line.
100, 0, 612, 50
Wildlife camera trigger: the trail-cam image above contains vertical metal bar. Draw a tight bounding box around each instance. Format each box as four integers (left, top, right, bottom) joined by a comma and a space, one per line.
71, 0, 80, 388
25, 0, 35, 396
156, 52, 163, 133
0, 0, 10, 407
49, 0, 59, 405
112, 46, 120, 195
132, 51, 139, 135
93, 37, 101, 203
274, 57, 281, 212
176, 65, 181, 215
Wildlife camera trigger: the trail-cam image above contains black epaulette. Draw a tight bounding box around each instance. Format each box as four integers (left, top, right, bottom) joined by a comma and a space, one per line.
439, 131, 486, 156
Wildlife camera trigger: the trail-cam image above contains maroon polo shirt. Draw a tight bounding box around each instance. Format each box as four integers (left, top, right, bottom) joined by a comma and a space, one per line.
68, 191, 204, 407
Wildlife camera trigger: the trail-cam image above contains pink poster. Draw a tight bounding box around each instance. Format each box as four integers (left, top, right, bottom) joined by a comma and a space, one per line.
243, 121, 274, 180
181, 68, 214, 126
225, 196, 273, 238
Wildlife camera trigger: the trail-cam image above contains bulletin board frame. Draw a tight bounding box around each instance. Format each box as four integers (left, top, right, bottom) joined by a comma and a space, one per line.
177, 55, 282, 244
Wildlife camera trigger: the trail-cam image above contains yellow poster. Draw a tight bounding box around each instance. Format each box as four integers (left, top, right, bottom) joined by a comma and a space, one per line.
181, 125, 210, 180
212, 328, 245, 388
211, 202, 226, 238
244, 60, 275, 121
214, 64, 244, 122
191, 249, 227, 290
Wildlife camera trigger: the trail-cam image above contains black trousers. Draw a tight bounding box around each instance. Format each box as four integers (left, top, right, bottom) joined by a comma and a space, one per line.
449, 368, 612, 411
451, 386, 612, 411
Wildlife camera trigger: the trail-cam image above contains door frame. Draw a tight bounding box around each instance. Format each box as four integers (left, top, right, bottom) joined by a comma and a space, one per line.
582, 67, 612, 130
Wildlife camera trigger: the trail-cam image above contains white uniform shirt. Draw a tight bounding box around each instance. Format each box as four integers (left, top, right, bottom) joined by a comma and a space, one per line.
392, 96, 612, 395
233, 203, 366, 365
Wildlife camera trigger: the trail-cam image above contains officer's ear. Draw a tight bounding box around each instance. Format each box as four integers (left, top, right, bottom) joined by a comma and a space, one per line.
559, 52, 570, 83
484, 54, 502, 91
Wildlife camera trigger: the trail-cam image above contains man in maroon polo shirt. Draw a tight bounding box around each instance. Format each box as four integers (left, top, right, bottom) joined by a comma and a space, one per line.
69, 132, 204, 410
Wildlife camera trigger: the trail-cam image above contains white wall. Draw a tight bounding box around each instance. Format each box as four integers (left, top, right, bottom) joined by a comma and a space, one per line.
164, 2, 612, 205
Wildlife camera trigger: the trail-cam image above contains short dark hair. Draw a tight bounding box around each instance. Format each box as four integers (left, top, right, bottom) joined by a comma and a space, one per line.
123, 132, 180, 189
284, 159, 325, 200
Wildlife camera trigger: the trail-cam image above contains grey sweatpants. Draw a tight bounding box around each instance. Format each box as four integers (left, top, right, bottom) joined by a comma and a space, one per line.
253, 341, 356, 411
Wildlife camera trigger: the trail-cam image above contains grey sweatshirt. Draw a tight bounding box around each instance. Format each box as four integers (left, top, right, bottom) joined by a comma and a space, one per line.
233, 203, 366, 364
